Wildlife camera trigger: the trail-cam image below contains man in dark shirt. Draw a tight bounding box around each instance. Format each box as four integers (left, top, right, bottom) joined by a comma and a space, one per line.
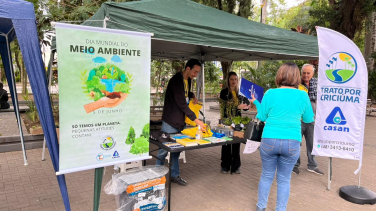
156, 59, 205, 186
0, 82, 10, 109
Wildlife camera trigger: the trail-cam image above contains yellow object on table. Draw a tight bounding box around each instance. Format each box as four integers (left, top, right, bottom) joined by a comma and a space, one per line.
185, 101, 202, 126
196, 140, 211, 145
176, 138, 198, 146
181, 125, 213, 138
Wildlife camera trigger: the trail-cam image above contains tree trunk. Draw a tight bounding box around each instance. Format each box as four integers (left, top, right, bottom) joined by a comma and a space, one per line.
14, 50, 22, 79
365, 12, 376, 72
221, 61, 233, 88
261, 0, 268, 24
22, 60, 27, 93
217, 0, 222, 11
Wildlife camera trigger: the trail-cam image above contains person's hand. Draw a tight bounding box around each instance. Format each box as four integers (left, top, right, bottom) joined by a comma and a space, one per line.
250, 94, 256, 103
194, 119, 206, 131
105, 93, 128, 108
237, 103, 248, 109
192, 97, 199, 104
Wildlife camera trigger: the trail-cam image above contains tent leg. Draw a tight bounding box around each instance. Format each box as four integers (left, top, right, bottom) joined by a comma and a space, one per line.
41, 138, 46, 161
6, 36, 28, 165
93, 167, 104, 211
202, 60, 205, 122
327, 157, 332, 190
42, 51, 55, 161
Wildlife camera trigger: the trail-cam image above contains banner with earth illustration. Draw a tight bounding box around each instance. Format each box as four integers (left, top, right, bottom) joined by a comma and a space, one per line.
312, 27, 368, 174
55, 23, 151, 174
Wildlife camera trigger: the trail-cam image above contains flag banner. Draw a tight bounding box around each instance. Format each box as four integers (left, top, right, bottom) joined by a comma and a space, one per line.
239, 78, 264, 102
312, 27, 368, 174
56, 23, 152, 174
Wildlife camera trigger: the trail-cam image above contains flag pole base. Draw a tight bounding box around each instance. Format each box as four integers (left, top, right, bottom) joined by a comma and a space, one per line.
339, 185, 376, 205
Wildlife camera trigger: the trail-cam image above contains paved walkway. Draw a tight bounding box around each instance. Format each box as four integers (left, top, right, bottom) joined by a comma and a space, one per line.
1, 108, 376, 210
0, 112, 28, 137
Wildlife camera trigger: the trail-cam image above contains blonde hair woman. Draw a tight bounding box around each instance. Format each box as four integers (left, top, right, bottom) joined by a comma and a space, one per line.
250, 63, 314, 211
219, 72, 249, 174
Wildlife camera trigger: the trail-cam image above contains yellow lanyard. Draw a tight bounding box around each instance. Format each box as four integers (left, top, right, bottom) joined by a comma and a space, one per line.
184, 79, 188, 97
232, 91, 238, 105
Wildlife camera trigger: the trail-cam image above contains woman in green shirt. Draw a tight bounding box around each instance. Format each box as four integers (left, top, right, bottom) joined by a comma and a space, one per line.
250, 63, 314, 211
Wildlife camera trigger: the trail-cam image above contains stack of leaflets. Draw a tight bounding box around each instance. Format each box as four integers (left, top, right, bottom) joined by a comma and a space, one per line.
203, 137, 227, 143
163, 142, 184, 149
223, 137, 233, 141
176, 138, 198, 146
196, 140, 211, 145
171, 134, 191, 140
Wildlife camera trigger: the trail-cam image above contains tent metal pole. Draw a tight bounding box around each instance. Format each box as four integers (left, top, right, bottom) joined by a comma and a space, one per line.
5, 35, 28, 165
42, 50, 55, 161
327, 157, 332, 190
201, 59, 205, 122
358, 168, 361, 188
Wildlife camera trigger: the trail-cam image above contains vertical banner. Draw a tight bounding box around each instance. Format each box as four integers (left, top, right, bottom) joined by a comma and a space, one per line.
56, 23, 152, 174
312, 27, 368, 173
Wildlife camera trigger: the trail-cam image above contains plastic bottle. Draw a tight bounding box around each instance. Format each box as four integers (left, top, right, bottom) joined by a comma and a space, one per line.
196, 125, 203, 140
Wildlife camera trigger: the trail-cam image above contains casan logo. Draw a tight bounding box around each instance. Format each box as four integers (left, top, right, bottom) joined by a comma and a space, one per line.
325, 52, 357, 84
112, 150, 120, 159
324, 107, 349, 132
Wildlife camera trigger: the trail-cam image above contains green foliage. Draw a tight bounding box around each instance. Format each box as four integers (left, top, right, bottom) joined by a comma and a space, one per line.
242, 60, 310, 91
193, 0, 253, 19
222, 118, 232, 126
218, 97, 238, 121
22, 91, 39, 123
241, 116, 251, 125
141, 123, 150, 138
114, 83, 130, 93
126, 126, 136, 145
150, 60, 177, 106
204, 62, 222, 96
129, 137, 149, 155
232, 116, 242, 125
307, 0, 376, 41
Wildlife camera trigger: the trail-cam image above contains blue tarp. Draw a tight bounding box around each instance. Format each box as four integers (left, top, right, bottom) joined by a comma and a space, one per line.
0, 1, 71, 210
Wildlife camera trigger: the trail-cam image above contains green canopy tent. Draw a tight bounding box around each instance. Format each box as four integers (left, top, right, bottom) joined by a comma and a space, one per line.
82, 0, 318, 61
50, 0, 319, 210
81, 0, 319, 119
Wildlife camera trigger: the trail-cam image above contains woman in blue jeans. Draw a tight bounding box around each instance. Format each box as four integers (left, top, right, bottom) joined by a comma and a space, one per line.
250, 63, 314, 211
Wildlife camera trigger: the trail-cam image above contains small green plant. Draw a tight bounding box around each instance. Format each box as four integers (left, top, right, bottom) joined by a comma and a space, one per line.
22, 91, 39, 123
241, 116, 251, 125
232, 116, 242, 125
222, 118, 232, 126
218, 97, 238, 122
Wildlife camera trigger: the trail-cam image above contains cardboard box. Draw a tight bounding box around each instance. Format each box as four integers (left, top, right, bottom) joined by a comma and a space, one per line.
233, 131, 244, 138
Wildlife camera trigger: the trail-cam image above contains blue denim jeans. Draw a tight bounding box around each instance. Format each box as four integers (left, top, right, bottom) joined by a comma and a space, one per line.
257, 138, 301, 211
156, 121, 182, 178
